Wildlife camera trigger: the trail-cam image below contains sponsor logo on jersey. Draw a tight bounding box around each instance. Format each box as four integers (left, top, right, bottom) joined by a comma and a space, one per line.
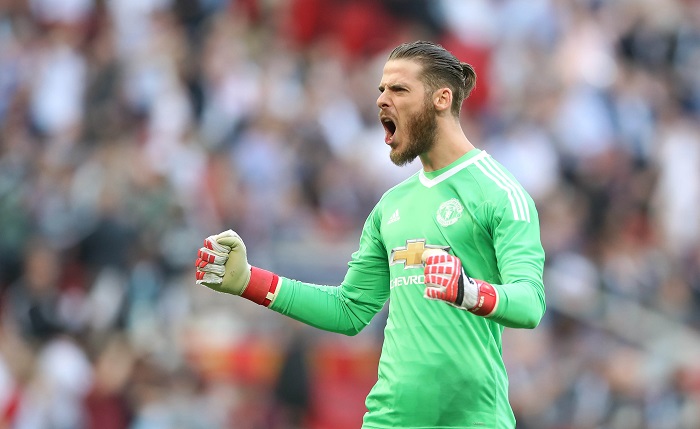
390, 274, 424, 289
436, 198, 463, 227
389, 239, 450, 270
387, 209, 400, 225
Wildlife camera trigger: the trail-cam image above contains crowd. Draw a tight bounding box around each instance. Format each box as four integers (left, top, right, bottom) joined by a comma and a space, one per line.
0, 0, 699, 428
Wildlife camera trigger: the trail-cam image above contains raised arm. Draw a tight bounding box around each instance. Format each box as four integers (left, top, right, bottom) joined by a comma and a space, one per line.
195, 209, 391, 335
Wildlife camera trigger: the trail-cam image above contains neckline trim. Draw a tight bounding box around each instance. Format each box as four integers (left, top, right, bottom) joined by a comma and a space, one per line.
418, 150, 489, 188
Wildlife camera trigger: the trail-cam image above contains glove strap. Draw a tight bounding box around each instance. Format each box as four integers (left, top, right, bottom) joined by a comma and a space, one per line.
241, 267, 280, 307
469, 280, 499, 317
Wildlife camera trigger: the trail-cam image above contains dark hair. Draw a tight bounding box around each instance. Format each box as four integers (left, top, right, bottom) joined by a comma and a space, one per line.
388, 41, 477, 116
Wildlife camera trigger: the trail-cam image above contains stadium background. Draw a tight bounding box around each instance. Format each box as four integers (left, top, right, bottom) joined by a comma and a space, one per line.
1, 0, 700, 428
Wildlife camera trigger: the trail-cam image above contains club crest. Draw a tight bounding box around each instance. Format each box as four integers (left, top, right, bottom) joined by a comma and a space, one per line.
436, 198, 463, 227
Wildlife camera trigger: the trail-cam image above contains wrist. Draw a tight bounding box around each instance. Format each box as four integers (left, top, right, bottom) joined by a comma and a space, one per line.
240, 266, 281, 307
468, 279, 499, 317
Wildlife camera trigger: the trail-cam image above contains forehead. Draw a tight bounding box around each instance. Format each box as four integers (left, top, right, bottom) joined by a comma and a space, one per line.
379, 59, 424, 87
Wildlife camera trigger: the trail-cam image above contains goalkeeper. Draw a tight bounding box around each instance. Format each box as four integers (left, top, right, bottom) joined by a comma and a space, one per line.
196, 41, 545, 429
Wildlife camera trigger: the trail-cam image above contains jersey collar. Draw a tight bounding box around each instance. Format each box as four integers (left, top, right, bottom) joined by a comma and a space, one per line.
419, 149, 488, 188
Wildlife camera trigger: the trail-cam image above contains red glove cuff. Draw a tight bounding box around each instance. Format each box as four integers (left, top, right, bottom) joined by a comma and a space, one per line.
469, 280, 498, 317
241, 266, 280, 307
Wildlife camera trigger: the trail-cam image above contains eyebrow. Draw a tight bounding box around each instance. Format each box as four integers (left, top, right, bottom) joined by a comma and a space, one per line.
378, 83, 408, 92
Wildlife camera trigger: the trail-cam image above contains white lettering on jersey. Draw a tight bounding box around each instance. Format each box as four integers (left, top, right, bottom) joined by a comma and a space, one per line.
390, 275, 425, 289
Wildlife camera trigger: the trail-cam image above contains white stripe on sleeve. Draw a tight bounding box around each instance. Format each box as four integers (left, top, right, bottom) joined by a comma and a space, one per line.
475, 157, 530, 223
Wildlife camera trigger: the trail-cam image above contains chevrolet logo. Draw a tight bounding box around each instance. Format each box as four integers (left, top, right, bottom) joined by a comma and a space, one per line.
390, 239, 450, 269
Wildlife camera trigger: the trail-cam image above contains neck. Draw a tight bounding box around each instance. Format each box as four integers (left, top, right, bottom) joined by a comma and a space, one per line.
419, 119, 475, 172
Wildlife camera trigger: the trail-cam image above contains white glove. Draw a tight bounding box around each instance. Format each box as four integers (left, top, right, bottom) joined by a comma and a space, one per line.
195, 230, 280, 307
195, 230, 250, 295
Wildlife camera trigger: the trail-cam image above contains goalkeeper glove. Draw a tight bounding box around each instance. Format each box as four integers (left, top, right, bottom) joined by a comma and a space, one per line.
422, 249, 498, 316
195, 230, 280, 307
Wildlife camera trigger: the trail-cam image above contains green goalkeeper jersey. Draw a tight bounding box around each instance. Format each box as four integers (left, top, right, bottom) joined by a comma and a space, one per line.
270, 148, 546, 429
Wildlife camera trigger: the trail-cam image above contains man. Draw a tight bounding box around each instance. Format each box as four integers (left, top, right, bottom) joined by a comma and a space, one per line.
196, 41, 546, 428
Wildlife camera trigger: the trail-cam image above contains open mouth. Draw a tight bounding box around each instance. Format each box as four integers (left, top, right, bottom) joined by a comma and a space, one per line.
381, 117, 397, 143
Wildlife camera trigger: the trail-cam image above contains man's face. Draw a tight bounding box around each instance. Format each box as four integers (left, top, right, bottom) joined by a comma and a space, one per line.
377, 59, 438, 166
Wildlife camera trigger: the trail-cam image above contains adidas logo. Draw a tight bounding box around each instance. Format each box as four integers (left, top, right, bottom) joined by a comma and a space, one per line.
387, 209, 400, 225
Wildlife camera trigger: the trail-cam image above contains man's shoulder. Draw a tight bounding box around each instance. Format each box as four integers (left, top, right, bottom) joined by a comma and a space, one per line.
463, 151, 526, 192
468, 152, 535, 223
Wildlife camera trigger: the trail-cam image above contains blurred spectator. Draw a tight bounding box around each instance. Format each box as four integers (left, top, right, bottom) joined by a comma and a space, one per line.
3, 242, 68, 342
14, 335, 93, 429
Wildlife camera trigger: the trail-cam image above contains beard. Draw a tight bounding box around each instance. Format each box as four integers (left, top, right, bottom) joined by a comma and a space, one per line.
389, 98, 438, 167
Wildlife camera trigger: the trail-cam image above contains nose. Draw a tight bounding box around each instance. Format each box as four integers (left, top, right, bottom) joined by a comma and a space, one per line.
377, 92, 389, 109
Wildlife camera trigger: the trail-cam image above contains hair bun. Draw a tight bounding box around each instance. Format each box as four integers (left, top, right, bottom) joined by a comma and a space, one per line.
461, 62, 477, 98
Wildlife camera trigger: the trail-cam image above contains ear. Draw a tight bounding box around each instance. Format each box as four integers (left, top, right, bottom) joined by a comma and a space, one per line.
433, 87, 452, 113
